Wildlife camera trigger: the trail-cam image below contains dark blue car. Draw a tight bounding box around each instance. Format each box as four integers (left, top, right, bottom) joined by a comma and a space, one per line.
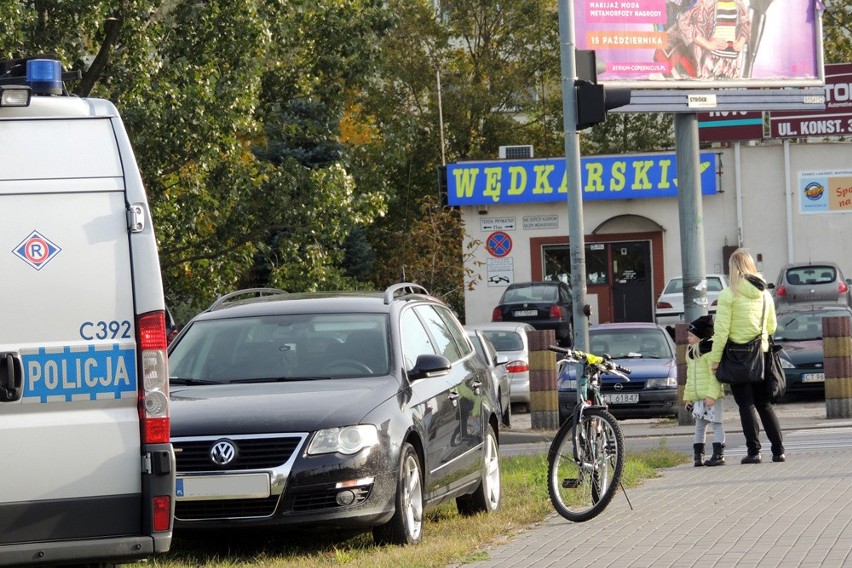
558, 322, 679, 421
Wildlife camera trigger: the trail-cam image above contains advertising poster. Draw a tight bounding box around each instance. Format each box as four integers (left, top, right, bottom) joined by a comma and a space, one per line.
798, 170, 852, 214
576, 0, 823, 88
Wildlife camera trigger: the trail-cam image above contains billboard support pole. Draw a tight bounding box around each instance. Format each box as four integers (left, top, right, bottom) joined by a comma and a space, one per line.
675, 113, 708, 328
557, 0, 589, 351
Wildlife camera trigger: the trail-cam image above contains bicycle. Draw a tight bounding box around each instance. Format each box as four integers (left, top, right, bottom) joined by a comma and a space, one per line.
546, 345, 632, 522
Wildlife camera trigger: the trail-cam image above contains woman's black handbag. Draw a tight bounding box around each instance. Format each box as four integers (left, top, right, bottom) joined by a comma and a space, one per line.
715, 294, 768, 385
764, 336, 786, 402
716, 335, 765, 384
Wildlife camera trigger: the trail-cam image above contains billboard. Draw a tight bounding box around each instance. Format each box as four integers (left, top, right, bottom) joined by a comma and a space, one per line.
798, 169, 852, 214
769, 63, 852, 138
447, 153, 718, 207
576, 0, 824, 88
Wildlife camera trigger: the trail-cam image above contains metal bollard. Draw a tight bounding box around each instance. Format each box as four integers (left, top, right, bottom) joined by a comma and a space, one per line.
824, 315, 852, 419
527, 329, 559, 430
673, 323, 694, 425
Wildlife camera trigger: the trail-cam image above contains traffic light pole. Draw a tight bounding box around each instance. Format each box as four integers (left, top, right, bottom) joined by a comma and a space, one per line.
557, 0, 589, 352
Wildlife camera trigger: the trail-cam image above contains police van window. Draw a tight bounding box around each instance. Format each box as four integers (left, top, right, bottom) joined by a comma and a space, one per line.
1, 119, 121, 180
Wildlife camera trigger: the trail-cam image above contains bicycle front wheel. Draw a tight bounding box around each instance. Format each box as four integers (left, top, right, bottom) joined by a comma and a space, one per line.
547, 407, 625, 522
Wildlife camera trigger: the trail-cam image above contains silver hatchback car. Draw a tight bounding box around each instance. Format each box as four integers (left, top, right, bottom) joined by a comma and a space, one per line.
770, 261, 852, 307
465, 322, 535, 412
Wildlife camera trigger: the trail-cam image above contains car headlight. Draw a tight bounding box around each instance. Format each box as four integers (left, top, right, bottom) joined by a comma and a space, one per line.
780, 358, 795, 369
308, 425, 379, 455
645, 377, 678, 389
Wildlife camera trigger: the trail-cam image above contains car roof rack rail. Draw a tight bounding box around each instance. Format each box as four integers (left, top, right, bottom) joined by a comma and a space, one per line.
384, 282, 429, 304
208, 288, 288, 311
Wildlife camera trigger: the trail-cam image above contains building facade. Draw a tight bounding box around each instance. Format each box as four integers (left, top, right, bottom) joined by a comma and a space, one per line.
458, 141, 852, 326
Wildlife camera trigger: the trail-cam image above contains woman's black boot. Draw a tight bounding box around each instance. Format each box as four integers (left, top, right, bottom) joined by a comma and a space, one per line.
705, 443, 726, 466
693, 443, 705, 467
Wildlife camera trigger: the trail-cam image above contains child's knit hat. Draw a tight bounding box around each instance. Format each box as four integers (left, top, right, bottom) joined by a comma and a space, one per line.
688, 314, 714, 340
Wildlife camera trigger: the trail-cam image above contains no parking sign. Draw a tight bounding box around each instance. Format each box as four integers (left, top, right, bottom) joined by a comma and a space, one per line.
486, 231, 512, 258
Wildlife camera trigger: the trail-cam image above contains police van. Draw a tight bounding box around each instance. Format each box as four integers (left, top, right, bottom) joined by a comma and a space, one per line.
0, 58, 175, 566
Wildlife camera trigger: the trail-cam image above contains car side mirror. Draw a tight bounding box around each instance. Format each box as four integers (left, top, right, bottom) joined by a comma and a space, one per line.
408, 354, 452, 380
767, 283, 775, 289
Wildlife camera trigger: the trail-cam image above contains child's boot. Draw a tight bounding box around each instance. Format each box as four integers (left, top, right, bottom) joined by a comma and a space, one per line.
705, 443, 726, 466
692, 443, 705, 467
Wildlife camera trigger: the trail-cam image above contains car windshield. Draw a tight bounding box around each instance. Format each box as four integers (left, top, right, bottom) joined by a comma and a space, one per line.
663, 278, 683, 294
502, 284, 558, 303
480, 330, 524, 352
664, 276, 724, 294
787, 267, 836, 286
589, 329, 672, 359
775, 310, 850, 341
169, 313, 390, 383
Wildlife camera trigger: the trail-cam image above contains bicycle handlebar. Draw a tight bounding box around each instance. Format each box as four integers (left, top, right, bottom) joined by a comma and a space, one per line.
548, 345, 632, 377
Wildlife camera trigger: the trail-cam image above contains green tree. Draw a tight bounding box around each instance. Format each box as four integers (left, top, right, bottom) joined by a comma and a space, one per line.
2, 1, 392, 314
823, 0, 852, 63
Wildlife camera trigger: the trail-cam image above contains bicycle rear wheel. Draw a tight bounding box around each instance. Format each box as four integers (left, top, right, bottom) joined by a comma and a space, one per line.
547, 407, 625, 522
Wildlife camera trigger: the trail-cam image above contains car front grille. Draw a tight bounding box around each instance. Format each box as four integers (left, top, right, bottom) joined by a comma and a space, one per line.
601, 381, 644, 393
174, 435, 303, 472
176, 496, 280, 520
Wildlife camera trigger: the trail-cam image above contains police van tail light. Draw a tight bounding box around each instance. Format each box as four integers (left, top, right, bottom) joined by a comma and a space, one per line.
153, 495, 171, 532
137, 311, 170, 444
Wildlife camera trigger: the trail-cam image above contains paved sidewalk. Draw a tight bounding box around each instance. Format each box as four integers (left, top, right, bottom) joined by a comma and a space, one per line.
456, 402, 852, 568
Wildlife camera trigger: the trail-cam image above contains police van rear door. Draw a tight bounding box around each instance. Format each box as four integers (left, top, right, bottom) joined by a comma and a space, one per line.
0, 114, 144, 543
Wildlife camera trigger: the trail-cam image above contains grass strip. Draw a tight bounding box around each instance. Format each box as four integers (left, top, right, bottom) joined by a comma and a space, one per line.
144, 441, 687, 568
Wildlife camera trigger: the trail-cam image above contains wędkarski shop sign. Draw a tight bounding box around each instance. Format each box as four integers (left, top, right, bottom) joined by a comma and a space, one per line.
769, 63, 852, 138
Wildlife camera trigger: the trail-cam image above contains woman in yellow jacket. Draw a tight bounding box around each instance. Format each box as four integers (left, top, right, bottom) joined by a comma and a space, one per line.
710, 248, 784, 464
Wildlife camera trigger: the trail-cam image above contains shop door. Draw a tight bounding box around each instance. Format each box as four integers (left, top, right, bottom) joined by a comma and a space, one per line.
611, 242, 653, 322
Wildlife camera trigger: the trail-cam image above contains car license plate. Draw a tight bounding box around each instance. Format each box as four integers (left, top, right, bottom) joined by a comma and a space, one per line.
603, 393, 639, 404
176, 473, 271, 501
513, 309, 538, 317
802, 373, 825, 383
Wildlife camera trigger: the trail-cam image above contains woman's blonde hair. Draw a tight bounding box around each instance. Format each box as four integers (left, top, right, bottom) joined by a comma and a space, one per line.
728, 248, 758, 295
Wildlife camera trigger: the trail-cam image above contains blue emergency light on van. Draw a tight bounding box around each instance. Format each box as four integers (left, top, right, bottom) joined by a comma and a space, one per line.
26, 58, 62, 95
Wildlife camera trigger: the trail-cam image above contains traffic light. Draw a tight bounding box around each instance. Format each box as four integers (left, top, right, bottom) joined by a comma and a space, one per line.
574, 50, 631, 130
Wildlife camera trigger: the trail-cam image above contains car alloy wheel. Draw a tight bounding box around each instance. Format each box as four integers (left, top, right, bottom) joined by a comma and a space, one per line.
373, 442, 423, 545
457, 426, 501, 514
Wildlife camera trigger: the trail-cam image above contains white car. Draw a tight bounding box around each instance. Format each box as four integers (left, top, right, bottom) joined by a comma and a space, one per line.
465, 322, 535, 412
655, 274, 730, 325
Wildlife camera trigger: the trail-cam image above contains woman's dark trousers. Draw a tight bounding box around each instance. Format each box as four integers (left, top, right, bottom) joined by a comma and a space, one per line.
730, 381, 784, 456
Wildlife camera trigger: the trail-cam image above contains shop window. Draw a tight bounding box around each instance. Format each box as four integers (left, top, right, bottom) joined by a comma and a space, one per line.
543, 244, 608, 286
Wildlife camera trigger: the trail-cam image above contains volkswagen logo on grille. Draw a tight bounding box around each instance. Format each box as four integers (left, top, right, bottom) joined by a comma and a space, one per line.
613, 383, 624, 391
210, 439, 238, 466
